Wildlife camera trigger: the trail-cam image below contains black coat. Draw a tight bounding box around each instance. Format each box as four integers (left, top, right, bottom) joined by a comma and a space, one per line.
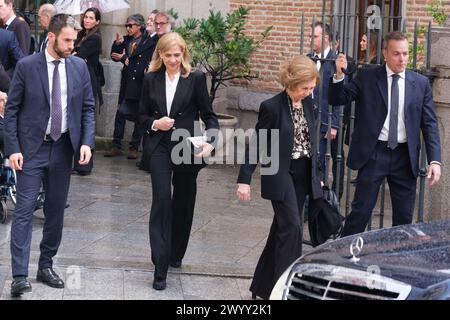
138, 69, 219, 172
111, 32, 158, 102
238, 91, 323, 201
0, 63, 9, 92
74, 31, 103, 105
6, 17, 30, 56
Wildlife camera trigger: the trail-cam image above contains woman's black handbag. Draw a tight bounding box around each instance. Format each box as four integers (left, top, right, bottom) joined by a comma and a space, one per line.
308, 186, 345, 247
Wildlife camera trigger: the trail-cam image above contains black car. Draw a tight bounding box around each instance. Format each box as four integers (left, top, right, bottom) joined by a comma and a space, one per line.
270, 219, 450, 300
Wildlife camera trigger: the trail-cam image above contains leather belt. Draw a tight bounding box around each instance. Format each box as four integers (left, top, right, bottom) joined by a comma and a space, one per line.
44, 131, 69, 142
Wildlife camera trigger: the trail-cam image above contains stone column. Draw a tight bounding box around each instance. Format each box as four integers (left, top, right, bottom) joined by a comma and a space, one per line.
426, 24, 450, 220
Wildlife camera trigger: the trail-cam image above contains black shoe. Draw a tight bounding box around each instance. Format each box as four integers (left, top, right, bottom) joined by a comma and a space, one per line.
152, 278, 167, 290
10, 276, 32, 297
170, 260, 182, 268
36, 268, 64, 288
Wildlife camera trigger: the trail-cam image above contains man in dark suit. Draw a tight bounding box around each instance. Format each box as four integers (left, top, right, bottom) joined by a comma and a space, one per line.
0, 28, 24, 77
104, 14, 160, 160
308, 22, 345, 200
5, 13, 95, 297
37, 3, 57, 53
330, 31, 441, 236
0, 0, 31, 56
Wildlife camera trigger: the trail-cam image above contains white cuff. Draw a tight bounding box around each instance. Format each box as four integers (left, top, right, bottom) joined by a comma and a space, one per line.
333, 74, 345, 83
151, 120, 158, 131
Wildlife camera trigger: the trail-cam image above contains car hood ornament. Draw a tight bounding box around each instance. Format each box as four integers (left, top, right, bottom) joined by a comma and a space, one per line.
349, 236, 364, 262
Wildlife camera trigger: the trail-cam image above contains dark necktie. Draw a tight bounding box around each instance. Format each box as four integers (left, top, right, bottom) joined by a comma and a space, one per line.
388, 74, 400, 150
50, 60, 62, 141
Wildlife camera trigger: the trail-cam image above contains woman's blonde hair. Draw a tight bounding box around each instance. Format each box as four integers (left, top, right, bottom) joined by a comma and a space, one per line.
149, 32, 192, 77
279, 55, 320, 90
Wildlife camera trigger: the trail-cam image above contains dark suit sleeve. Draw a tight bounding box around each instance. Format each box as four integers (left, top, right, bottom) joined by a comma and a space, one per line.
75, 35, 101, 60
420, 79, 441, 163
12, 19, 31, 56
237, 102, 275, 185
111, 38, 128, 64
328, 73, 361, 107
0, 64, 10, 92
4, 61, 26, 156
8, 32, 25, 68
138, 73, 157, 132
79, 61, 96, 148
193, 71, 219, 146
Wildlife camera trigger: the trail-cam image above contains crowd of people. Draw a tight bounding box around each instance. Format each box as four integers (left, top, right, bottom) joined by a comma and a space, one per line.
0, 0, 442, 300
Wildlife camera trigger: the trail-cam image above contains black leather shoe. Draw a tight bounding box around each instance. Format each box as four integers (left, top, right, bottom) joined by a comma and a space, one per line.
170, 260, 182, 268
36, 268, 64, 288
10, 276, 32, 297
152, 278, 167, 291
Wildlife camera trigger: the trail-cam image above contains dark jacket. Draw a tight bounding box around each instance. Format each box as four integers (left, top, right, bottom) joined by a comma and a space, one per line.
0, 29, 24, 76
6, 16, 31, 56
111, 31, 158, 103
138, 69, 219, 172
74, 30, 103, 105
4, 52, 96, 160
0, 63, 10, 92
237, 91, 323, 201
329, 65, 441, 176
308, 50, 341, 129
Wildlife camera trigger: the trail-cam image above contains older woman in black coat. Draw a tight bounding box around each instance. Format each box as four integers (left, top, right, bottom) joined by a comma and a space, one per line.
237, 55, 323, 299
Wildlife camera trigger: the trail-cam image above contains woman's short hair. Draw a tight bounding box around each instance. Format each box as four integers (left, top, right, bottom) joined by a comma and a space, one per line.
279, 55, 320, 90
149, 32, 192, 77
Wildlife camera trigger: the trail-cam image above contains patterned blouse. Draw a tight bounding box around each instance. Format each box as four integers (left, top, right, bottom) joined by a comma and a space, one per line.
288, 97, 311, 159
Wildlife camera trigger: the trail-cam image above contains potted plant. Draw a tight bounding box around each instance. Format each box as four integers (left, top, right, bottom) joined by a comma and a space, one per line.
176, 6, 271, 104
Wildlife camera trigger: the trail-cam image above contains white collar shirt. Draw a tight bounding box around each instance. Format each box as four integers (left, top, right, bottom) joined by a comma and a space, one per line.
45, 49, 68, 135
378, 65, 406, 143
4, 15, 16, 29
165, 71, 180, 115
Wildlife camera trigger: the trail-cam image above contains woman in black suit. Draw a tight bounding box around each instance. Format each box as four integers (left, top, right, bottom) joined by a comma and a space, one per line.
138, 32, 219, 291
72, 7, 103, 175
237, 55, 323, 299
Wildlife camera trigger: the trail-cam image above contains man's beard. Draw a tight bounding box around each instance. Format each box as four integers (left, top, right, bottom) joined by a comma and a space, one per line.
53, 38, 70, 58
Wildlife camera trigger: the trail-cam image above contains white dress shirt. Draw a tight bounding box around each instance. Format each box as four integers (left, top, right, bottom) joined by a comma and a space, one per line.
165, 71, 180, 115
314, 46, 330, 71
4, 15, 16, 29
378, 65, 406, 143
45, 49, 68, 135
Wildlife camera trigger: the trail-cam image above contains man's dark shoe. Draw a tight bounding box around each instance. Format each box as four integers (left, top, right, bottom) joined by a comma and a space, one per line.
127, 147, 138, 160
104, 147, 123, 157
170, 260, 182, 268
152, 278, 167, 291
36, 268, 64, 288
10, 276, 32, 297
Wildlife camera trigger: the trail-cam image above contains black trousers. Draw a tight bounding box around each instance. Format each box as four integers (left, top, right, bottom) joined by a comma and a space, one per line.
341, 141, 416, 236
250, 157, 311, 299
148, 142, 199, 280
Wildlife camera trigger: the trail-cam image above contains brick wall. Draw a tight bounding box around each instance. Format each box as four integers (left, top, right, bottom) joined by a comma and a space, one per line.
229, 0, 449, 93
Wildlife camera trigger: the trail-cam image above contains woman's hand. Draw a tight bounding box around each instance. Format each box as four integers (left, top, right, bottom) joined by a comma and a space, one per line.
154, 117, 175, 131
195, 142, 214, 158
237, 183, 251, 201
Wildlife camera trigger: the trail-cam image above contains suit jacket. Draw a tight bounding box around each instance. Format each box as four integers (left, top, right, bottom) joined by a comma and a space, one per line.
4, 52, 96, 161
329, 66, 441, 177
309, 50, 341, 128
237, 91, 323, 201
111, 31, 158, 102
0, 29, 24, 75
138, 69, 219, 171
6, 17, 31, 56
0, 63, 10, 92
